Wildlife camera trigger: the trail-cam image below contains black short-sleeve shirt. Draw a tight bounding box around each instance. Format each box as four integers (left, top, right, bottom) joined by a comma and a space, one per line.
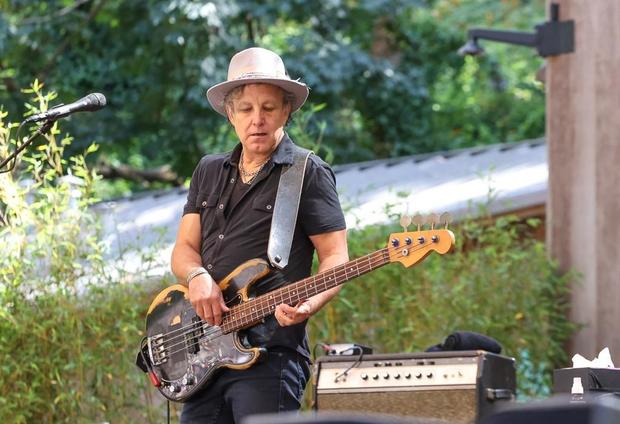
182, 134, 346, 358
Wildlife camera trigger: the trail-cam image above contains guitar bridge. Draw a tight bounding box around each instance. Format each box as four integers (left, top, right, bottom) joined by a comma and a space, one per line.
148, 333, 168, 366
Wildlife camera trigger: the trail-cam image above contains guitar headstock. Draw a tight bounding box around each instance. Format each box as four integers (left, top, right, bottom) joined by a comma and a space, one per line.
388, 212, 455, 268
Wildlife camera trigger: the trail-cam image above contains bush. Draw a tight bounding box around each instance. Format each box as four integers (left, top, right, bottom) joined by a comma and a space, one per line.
0, 84, 170, 423
308, 215, 576, 399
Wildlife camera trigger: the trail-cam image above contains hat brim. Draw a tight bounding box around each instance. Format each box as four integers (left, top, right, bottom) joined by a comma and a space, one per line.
206, 78, 309, 117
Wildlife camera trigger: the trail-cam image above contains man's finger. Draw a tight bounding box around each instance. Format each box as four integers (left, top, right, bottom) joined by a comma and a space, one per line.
219, 297, 230, 312
198, 304, 208, 322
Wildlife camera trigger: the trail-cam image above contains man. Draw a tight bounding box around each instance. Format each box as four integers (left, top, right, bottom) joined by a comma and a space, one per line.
171, 47, 349, 423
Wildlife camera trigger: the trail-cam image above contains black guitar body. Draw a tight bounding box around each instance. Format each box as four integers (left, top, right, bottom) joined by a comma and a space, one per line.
145, 259, 270, 402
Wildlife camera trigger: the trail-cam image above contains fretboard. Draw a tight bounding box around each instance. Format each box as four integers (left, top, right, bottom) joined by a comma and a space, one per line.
220, 248, 390, 334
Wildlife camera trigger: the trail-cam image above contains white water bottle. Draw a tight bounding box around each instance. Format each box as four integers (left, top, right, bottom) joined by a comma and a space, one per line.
571, 376, 585, 403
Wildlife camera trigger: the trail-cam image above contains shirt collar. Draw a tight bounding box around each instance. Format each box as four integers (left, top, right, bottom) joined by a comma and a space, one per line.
225, 132, 295, 167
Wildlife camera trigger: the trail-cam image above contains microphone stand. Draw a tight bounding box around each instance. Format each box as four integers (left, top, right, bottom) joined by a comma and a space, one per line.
0, 119, 55, 174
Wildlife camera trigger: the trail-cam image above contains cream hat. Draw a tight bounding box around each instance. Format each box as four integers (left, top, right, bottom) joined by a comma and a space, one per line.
206, 47, 309, 117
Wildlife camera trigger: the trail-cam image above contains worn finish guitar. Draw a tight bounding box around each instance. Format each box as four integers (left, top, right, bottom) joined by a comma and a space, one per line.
143, 229, 455, 402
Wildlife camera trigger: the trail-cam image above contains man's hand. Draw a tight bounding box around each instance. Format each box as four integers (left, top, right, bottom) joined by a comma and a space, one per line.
274, 300, 312, 327
188, 273, 230, 326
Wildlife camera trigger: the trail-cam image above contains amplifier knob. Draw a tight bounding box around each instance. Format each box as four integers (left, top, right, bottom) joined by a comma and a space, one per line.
372, 374, 379, 380
394, 373, 401, 379
361, 373, 369, 380
405, 373, 412, 379
383, 373, 390, 379
416, 373, 423, 379
427, 373, 434, 379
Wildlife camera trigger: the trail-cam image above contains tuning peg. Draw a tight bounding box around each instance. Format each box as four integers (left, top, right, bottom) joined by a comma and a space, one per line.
412, 213, 424, 231
428, 213, 440, 229
440, 212, 452, 228
400, 214, 412, 232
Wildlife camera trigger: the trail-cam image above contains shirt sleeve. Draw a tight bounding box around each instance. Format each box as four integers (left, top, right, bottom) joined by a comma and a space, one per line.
182, 157, 207, 216
298, 155, 346, 236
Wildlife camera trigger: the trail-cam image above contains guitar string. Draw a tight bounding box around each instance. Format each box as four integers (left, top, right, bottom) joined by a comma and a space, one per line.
151, 251, 394, 355
153, 241, 440, 360
154, 247, 392, 344
152, 239, 437, 353
156, 251, 393, 357
154, 240, 427, 358
154, 248, 390, 343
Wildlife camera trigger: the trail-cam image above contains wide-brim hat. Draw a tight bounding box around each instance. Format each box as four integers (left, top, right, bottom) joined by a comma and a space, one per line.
206, 47, 309, 117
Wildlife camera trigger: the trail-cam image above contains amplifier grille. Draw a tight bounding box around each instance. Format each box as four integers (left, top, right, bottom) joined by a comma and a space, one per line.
317, 389, 477, 424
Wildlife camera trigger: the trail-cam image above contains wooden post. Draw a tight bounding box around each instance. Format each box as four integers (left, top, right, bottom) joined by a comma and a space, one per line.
546, 0, 620, 363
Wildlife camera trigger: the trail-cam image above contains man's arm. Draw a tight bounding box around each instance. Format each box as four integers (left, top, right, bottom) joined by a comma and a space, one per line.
274, 229, 348, 326
171, 213, 229, 325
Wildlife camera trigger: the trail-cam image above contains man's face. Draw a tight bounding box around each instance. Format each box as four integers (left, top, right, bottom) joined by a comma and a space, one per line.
227, 84, 290, 157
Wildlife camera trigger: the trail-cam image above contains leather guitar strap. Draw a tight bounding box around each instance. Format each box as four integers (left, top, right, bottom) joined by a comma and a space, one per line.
267, 145, 312, 269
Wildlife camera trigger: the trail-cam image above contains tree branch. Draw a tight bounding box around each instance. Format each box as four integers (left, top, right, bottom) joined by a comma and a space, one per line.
96, 162, 183, 185
19, 0, 93, 25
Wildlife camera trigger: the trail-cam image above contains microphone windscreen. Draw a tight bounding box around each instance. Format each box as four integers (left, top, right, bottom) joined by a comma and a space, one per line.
92, 93, 107, 107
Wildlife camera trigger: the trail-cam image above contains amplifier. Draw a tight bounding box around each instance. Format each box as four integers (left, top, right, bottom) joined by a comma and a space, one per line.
313, 350, 516, 424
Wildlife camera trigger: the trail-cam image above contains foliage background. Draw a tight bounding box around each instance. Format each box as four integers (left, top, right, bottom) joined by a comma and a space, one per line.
0, 0, 545, 197
0, 88, 573, 422
0, 1, 572, 422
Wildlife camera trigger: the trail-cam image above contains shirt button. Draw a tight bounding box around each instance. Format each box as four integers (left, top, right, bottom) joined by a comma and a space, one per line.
201, 201, 207, 207
266, 205, 272, 210
218, 234, 224, 240
207, 264, 213, 270
230, 178, 235, 184
218, 204, 224, 209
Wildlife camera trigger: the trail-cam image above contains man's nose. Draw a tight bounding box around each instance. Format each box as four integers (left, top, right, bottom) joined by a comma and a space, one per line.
251, 109, 265, 125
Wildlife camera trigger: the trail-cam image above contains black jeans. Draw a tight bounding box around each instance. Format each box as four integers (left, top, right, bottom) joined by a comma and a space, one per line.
180, 348, 311, 424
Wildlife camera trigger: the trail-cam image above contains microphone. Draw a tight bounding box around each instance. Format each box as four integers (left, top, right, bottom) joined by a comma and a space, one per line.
24, 93, 107, 123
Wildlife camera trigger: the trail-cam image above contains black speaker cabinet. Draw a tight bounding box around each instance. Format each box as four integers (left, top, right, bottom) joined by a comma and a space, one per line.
313, 351, 516, 424
479, 394, 620, 424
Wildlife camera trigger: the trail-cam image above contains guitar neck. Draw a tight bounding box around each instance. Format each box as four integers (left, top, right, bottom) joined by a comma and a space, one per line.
221, 248, 390, 333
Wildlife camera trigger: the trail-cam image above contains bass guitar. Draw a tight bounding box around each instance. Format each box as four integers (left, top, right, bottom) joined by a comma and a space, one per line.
141, 227, 454, 402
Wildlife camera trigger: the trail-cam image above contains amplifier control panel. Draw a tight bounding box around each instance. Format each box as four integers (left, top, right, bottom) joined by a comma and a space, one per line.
316, 355, 479, 391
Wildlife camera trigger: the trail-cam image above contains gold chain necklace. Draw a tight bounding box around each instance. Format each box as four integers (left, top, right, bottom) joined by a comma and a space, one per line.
239, 151, 270, 185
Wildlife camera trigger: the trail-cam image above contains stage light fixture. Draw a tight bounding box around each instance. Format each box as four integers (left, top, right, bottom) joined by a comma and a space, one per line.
458, 3, 574, 58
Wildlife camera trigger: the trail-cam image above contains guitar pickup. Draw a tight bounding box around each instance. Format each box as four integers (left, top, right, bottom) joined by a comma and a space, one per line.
185, 316, 204, 355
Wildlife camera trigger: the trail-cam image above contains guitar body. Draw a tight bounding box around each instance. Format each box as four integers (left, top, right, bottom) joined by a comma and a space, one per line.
145, 259, 270, 402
